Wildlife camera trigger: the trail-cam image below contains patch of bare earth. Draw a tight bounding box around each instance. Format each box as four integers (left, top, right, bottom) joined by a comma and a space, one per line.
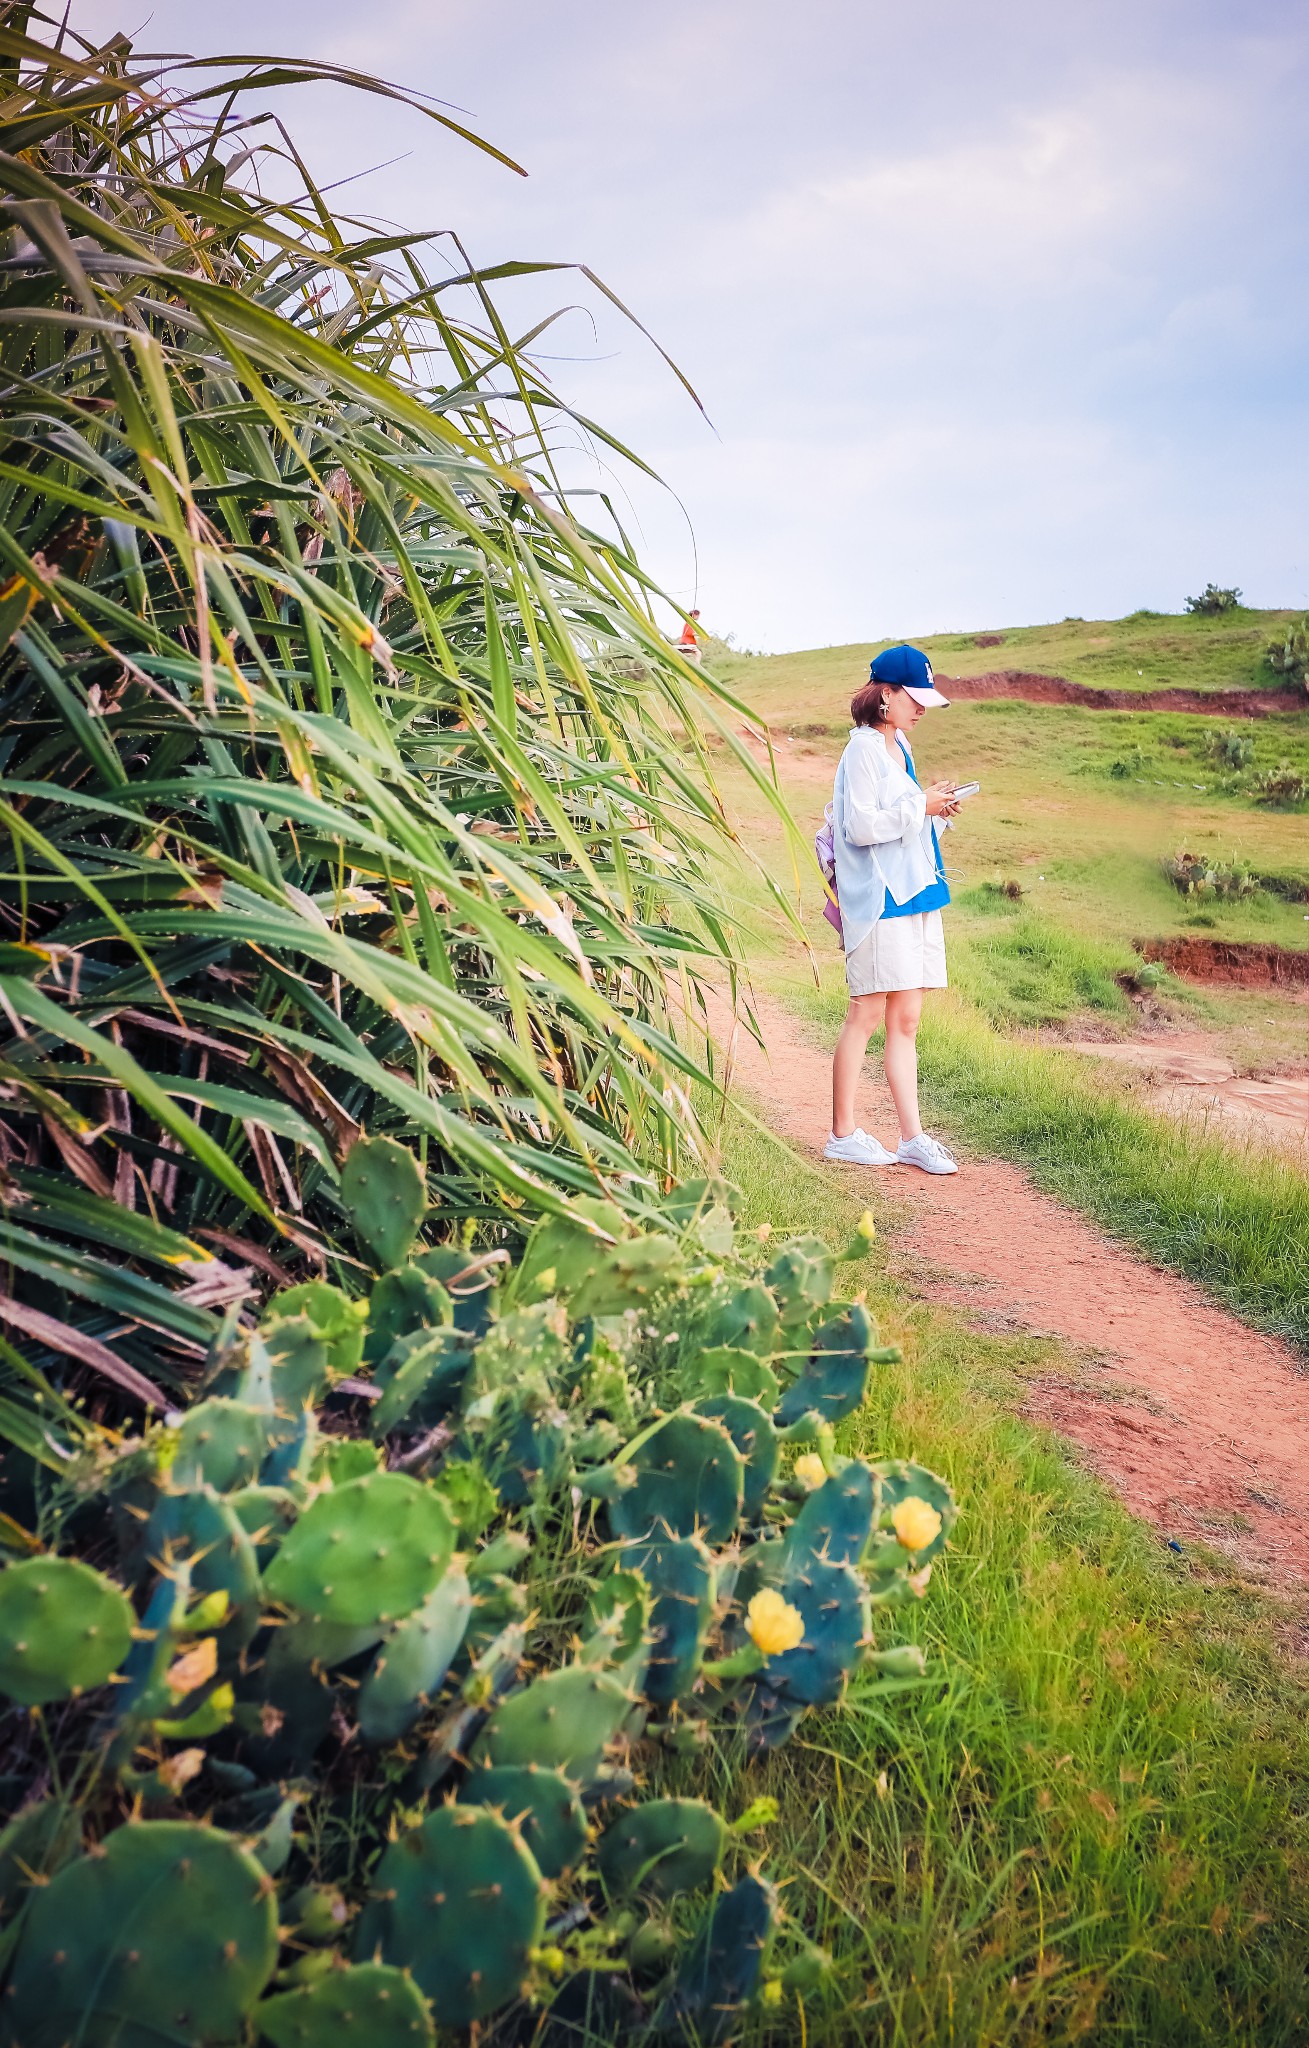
707, 983, 1309, 1586
1062, 1033, 1308, 1160
938, 670, 1303, 717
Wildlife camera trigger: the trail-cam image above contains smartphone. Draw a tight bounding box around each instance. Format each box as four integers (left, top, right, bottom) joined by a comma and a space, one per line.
952, 781, 981, 799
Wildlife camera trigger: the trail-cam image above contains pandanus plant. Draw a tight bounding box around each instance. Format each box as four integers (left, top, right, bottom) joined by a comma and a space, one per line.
0, 7, 796, 1429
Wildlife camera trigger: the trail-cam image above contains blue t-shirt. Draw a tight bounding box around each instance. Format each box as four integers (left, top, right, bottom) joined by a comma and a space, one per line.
881, 746, 950, 919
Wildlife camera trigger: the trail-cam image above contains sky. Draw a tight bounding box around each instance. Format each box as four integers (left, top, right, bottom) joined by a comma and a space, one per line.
71, 0, 1309, 651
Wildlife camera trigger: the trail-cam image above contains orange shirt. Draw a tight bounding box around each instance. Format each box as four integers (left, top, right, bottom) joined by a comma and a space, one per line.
678, 619, 699, 646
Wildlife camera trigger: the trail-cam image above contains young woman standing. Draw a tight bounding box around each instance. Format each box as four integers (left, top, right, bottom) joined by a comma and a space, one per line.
824, 643, 962, 1175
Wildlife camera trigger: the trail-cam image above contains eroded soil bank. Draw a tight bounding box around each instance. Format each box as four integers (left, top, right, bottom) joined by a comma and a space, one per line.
1136, 937, 1308, 987
941, 669, 1303, 716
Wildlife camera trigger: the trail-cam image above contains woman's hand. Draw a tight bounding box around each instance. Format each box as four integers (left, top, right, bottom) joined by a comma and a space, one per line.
923, 780, 959, 818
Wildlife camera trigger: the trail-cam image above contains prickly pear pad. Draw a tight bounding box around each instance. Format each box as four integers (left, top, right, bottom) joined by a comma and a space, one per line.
255, 1961, 433, 2048
357, 1564, 472, 1745
870, 1458, 958, 1566
0, 1556, 134, 1706
354, 1804, 546, 2025
5, 1821, 278, 2045
461, 1762, 588, 1878
597, 1797, 728, 1899
660, 1872, 778, 2041
171, 1398, 269, 1493
339, 1135, 427, 1271
621, 1532, 716, 1705
263, 1472, 454, 1627
774, 1302, 875, 1428
784, 1461, 877, 1569
763, 1555, 871, 1708
696, 1393, 778, 1520
472, 1662, 634, 1782
605, 1411, 744, 1545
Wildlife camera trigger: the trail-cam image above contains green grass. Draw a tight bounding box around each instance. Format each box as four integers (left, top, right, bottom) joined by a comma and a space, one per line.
718, 605, 1305, 707
695, 1116, 1309, 2046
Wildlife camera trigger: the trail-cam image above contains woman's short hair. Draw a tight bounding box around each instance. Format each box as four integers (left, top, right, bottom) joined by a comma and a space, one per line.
850, 680, 890, 727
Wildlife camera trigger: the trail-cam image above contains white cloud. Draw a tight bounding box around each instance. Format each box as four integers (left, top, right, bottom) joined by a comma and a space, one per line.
62, 0, 1309, 642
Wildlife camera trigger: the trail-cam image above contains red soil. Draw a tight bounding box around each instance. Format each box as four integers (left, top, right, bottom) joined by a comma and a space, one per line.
707, 983, 1309, 1585
1136, 937, 1308, 988
939, 670, 1302, 717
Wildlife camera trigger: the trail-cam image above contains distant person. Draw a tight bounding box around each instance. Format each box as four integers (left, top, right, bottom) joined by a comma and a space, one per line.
677, 608, 703, 664
823, 645, 962, 1174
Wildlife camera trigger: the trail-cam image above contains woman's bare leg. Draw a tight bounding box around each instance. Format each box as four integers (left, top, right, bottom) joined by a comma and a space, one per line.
883, 987, 925, 1140
831, 993, 886, 1136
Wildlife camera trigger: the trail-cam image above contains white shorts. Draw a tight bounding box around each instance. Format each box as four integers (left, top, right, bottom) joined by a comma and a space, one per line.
844, 910, 948, 996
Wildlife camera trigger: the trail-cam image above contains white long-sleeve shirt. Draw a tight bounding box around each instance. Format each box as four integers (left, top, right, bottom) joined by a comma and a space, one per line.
830, 729, 942, 953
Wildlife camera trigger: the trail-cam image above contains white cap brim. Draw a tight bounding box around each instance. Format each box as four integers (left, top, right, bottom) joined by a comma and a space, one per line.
903, 684, 951, 708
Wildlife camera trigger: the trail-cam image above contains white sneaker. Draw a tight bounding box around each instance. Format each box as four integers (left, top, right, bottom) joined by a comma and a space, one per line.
897, 1133, 959, 1175
823, 1127, 898, 1166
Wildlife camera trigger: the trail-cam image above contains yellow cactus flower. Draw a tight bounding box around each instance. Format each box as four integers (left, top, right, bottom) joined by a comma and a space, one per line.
761, 1979, 784, 2007
793, 1453, 827, 1491
891, 1496, 942, 1555
745, 1588, 805, 1657
856, 1209, 877, 1242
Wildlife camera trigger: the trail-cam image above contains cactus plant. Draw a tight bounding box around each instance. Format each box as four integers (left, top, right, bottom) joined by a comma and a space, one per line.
597, 1797, 727, 1900
508, 1200, 624, 1309
569, 1234, 684, 1321
5, 1821, 279, 2045
339, 1134, 427, 1271
256, 1962, 433, 2048
171, 1398, 270, 1494
657, 1873, 777, 2042
364, 1268, 453, 1371
868, 1458, 957, 1569
354, 1804, 547, 2025
696, 1394, 778, 1520
258, 1313, 333, 1416
690, 1347, 780, 1409
472, 1661, 636, 1783
274, 1280, 368, 1379
228, 1484, 300, 1568
600, 1412, 744, 1546
263, 1472, 454, 1627
620, 1533, 716, 1705
460, 1762, 588, 1878
370, 1329, 473, 1437
0, 1799, 81, 1924
764, 1234, 835, 1327
146, 1485, 262, 1651
356, 1564, 472, 1745
783, 1460, 877, 1569
760, 1555, 871, 1709
0, 1111, 959, 2039
698, 1283, 779, 1357
580, 1569, 653, 1692
285, 1882, 351, 1946
774, 1303, 881, 1429
0, 1556, 134, 1706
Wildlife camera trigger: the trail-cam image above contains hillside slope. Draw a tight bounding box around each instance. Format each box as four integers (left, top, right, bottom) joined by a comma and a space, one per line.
715, 606, 1302, 723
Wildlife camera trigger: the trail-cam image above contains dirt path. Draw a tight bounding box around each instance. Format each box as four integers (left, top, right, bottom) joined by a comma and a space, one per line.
709, 985, 1309, 1586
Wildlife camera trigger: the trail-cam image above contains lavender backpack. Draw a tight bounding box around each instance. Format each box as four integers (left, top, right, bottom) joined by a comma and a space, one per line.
815, 805, 842, 940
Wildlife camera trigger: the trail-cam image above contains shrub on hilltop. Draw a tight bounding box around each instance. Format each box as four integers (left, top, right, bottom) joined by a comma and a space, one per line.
1264, 616, 1309, 692
1184, 583, 1243, 615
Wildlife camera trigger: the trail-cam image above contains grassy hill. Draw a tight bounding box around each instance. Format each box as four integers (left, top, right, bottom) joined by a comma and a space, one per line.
714, 606, 1303, 719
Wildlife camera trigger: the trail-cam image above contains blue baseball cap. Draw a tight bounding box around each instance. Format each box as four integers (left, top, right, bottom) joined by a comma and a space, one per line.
868, 643, 950, 707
